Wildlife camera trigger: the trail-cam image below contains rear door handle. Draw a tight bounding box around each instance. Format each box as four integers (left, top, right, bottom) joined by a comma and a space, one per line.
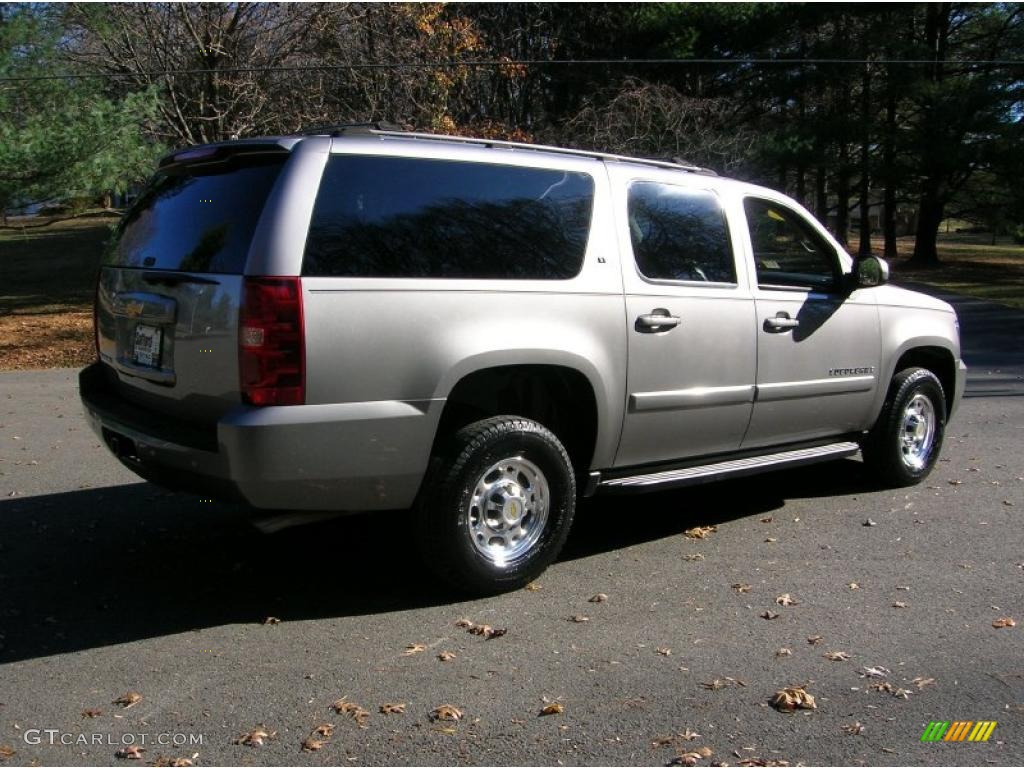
636, 310, 681, 332
764, 313, 800, 332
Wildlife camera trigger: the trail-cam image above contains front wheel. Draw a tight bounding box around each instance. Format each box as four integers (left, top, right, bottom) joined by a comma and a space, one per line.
862, 367, 946, 487
415, 416, 576, 595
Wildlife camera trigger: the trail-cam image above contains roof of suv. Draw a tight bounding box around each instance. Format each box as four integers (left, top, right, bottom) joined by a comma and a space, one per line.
161, 124, 718, 177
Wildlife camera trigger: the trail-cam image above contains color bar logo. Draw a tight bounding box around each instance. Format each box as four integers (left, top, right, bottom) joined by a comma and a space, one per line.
921, 721, 997, 742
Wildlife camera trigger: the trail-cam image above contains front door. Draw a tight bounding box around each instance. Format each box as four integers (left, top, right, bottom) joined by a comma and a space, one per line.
613, 172, 756, 468
740, 197, 881, 449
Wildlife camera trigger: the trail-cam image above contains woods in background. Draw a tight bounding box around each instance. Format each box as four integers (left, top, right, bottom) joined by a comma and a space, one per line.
2, 2, 1022, 263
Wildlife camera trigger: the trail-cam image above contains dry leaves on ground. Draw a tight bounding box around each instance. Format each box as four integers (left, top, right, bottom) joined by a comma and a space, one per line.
402, 643, 427, 656
771, 685, 817, 712
761, 610, 779, 620
430, 705, 463, 722
806, 635, 823, 645
112, 692, 142, 709
115, 746, 145, 760
671, 746, 713, 766
234, 727, 277, 747
656, 647, 672, 656
0, 746, 15, 760
684, 526, 716, 539
151, 757, 193, 767
824, 650, 851, 661
301, 737, 326, 753
911, 676, 936, 689
81, 708, 103, 718
568, 615, 590, 623
860, 666, 890, 678
993, 617, 1016, 628
775, 594, 798, 606
892, 601, 908, 609
379, 703, 406, 715
525, 582, 542, 591
737, 759, 790, 767
731, 583, 752, 593
775, 647, 793, 657
539, 702, 564, 716
332, 698, 370, 727
683, 553, 705, 562
589, 593, 608, 603
870, 682, 911, 699
462, 621, 508, 639
437, 651, 456, 662
847, 582, 860, 589
842, 721, 865, 735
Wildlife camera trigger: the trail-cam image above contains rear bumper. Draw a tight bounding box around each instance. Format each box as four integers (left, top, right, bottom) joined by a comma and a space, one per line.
79, 363, 441, 511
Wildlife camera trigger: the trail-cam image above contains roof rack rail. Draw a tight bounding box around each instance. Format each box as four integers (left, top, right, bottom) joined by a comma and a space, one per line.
337, 127, 713, 174
299, 121, 404, 137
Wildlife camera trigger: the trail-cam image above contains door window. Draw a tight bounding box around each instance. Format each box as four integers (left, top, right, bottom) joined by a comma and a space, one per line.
627, 183, 736, 284
744, 198, 839, 290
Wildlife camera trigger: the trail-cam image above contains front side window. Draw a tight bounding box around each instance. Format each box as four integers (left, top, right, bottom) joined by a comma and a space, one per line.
744, 198, 839, 290
302, 156, 594, 279
627, 182, 736, 284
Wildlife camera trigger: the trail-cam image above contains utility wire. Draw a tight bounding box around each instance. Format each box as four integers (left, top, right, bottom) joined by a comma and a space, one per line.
2, 57, 1024, 82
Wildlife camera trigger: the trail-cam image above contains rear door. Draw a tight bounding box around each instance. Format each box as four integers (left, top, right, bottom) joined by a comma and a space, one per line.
96, 146, 289, 424
740, 196, 881, 448
612, 169, 757, 468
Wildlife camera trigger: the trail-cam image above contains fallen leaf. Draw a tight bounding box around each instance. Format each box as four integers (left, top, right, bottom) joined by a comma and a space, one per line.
468, 624, 508, 639
761, 610, 779, 620
863, 518, 877, 527
115, 746, 145, 760
775, 593, 798, 606
775, 647, 793, 657
860, 666, 890, 678
112, 691, 141, 709
261, 616, 281, 625
234, 727, 277, 747
539, 702, 564, 716
911, 676, 936, 689
656, 647, 672, 656
525, 582, 542, 591
82, 708, 103, 718
434, 726, 457, 735
731, 583, 752, 593
824, 650, 851, 661
847, 582, 860, 589
948, 479, 963, 486
701, 679, 726, 691
679, 728, 700, 741
568, 615, 590, 623
737, 760, 790, 767
152, 758, 192, 767
771, 685, 816, 712
806, 635, 823, 645
454, 618, 475, 628
764, 537, 777, 543
993, 617, 1017, 628
760, 516, 774, 523
684, 525, 716, 539
437, 651, 456, 662
892, 601, 908, 609
0, 746, 14, 760
331, 698, 369, 727
842, 721, 865, 735
301, 737, 326, 752
589, 593, 608, 603
379, 703, 406, 715
682, 553, 705, 562
402, 643, 427, 656
869, 681, 910, 699
311, 723, 334, 738
430, 704, 463, 722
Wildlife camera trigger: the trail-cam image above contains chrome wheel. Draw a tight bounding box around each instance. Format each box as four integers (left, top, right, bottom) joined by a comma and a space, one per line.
899, 393, 936, 471
466, 455, 550, 567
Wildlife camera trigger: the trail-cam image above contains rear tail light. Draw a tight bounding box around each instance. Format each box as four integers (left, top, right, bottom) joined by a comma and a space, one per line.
239, 276, 305, 406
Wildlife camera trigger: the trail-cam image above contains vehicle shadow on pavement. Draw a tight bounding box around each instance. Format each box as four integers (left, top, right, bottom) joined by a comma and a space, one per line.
0, 458, 871, 665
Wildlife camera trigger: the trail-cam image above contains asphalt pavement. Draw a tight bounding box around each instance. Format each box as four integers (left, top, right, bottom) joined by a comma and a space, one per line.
0, 290, 1021, 766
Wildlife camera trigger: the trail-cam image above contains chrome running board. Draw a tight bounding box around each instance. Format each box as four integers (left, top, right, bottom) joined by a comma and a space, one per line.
599, 441, 860, 492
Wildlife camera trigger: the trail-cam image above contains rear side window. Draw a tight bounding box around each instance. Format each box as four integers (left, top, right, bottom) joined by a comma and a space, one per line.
302, 156, 594, 279
627, 182, 735, 283
105, 155, 285, 273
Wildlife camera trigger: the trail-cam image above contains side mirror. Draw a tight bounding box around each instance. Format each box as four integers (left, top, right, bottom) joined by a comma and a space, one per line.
855, 256, 889, 288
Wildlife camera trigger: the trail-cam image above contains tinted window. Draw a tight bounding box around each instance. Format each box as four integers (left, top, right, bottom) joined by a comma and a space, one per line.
302, 156, 594, 279
105, 155, 285, 273
627, 183, 735, 283
744, 198, 839, 290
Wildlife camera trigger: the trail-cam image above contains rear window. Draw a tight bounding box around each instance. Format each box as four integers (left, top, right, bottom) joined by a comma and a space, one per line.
302, 155, 594, 279
104, 154, 285, 273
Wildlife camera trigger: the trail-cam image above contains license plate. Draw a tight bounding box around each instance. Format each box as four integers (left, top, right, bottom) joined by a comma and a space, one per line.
132, 324, 163, 368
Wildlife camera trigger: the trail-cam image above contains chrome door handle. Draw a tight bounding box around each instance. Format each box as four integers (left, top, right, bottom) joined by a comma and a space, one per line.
764, 313, 800, 332
636, 310, 681, 332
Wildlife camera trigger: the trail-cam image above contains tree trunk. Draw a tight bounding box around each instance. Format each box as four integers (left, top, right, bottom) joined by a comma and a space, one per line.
882, 61, 898, 259
910, 185, 944, 265
815, 164, 828, 227
857, 62, 872, 258
835, 141, 850, 247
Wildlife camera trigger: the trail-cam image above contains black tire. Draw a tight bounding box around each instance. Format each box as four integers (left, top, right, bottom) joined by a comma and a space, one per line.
862, 367, 946, 487
415, 416, 576, 595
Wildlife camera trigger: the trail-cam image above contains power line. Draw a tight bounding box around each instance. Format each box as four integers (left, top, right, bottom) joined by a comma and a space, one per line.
2, 57, 1024, 83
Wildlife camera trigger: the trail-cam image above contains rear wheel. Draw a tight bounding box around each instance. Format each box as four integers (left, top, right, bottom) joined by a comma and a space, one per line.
862, 367, 946, 487
416, 416, 576, 595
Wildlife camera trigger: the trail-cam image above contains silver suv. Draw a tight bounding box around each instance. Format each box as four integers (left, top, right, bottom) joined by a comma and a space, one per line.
81, 126, 966, 593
